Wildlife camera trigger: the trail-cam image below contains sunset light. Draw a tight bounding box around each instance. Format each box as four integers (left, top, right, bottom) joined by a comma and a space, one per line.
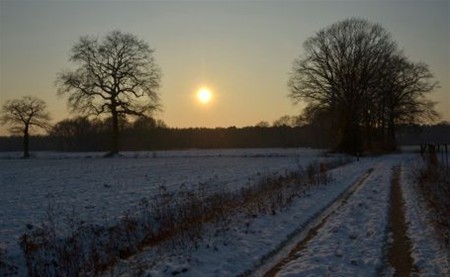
0, 1, 449, 275
197, 87, 212, 104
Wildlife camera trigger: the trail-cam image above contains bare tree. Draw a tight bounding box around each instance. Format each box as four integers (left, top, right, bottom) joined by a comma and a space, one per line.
255, 121, 270, 128
380, 57, 438, 149
272, 115, 301, 127
1, 96, 51, 158
50, 117, 98, 151
56, 30, 162, 155
289, 18, 438, 153
132, 116, 157, 131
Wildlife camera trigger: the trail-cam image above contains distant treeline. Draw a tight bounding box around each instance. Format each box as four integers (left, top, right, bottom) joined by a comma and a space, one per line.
1, 118, 449, 152
0, 125, 330, 152
397, 123, 450, 145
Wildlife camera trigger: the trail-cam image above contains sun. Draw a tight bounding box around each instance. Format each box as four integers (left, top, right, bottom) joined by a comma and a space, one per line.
197, 87, 212, 104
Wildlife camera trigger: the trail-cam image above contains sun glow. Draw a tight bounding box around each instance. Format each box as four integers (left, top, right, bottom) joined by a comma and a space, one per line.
197, 87, 212, 104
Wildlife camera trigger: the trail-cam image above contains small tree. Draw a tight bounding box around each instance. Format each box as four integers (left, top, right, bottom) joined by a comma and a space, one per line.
1, 96, 51, 158
56, 30, 162, 155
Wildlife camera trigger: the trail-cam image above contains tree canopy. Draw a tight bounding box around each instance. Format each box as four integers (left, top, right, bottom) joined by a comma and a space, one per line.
289, 18, 438, 153
1, 96, 51, 157
56, 30, 162, 155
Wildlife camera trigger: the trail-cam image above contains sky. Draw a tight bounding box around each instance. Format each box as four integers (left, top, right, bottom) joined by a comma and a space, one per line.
0, 0, 449, 135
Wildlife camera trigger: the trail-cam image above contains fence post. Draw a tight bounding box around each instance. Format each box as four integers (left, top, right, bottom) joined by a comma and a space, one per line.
446, 143, 448, 176
420, 143, 425, 158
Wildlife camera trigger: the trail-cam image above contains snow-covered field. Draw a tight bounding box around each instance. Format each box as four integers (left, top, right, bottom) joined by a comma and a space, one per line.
1, 148, 449, 276
0, 148, 327, 271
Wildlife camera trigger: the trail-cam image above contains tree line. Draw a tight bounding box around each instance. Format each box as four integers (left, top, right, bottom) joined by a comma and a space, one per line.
2, 116, 448, 153
1, 18, 441, 157
0, 116, 331, 152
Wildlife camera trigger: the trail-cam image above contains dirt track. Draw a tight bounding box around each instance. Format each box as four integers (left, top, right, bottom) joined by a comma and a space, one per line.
251, 162, 416, 277
387, 166, 414, 276
246, 167, 376, 277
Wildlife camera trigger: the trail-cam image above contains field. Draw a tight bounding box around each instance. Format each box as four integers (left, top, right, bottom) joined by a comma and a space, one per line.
0, 148, 449, 276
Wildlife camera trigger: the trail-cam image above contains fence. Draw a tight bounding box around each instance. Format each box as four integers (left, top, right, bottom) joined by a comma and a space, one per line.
420, 143, 449, 175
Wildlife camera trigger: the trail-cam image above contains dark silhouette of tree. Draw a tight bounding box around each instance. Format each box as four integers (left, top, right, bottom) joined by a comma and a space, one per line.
4, 121, 448, 152
56, 30, 162, 156
1, 96, 51, 158
272, 115, 302, 127
50, 117, 101, 151
376, 56, 438, 149
289, 18, 438, 153
255, 121, 270, 128
132, 116, 157, 131
155, 119, 168, 129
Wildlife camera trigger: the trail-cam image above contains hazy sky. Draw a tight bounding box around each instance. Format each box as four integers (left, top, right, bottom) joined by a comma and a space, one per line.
1, 0, 449, 135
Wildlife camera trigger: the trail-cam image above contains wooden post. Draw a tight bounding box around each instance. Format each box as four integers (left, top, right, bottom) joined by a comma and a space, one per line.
446, 144, 448, 176
429, 144, 437, 165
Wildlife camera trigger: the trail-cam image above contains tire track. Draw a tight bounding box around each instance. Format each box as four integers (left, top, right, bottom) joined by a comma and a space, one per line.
386, 166, 414, 276
247, 166, 375, 277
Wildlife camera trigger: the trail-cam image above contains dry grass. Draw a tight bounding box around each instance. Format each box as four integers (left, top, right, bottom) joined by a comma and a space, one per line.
19, 158, 349, 276
416, 152, 450, 248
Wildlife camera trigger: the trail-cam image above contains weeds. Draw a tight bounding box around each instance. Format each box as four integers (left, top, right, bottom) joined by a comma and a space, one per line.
0, 245, 19, 276
416, 152, 450, 247
19, 158, 348, 276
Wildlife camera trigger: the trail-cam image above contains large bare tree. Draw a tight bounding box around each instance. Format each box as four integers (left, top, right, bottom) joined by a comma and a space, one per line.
56, 30, 162, 155
1, 96, 51, 158
375, 55, 438, 149
289, 18, 438, 153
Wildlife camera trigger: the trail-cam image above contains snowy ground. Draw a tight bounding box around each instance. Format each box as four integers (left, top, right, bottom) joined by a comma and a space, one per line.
401, 158, 450, 275
1, 149, 448, 276
275, 157, 400, 276
0, 148, 327, 272
108, 155, 395, 276
107, 153, 449, 277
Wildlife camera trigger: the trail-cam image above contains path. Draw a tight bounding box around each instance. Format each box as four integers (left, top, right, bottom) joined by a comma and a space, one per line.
251, 159, 407, 276
387, 166, 414, 276
256, 168, 374, 277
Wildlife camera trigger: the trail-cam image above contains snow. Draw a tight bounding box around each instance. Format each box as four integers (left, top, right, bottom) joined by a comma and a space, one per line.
401, 157, 450, 275
0, 148, 327, 272
1, 149, 448, 276
276, 156, 404, 276
107, 155, 407, 276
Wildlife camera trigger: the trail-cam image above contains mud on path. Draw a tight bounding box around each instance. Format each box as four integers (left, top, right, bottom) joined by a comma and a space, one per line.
387, 166, 414, 276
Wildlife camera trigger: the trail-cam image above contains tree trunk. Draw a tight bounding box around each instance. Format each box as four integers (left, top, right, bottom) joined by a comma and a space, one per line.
364, 116, 372, 151
111, 109, 120, 155
23, 126, 30, 159
387, 115, 397, 151
338, 109, 362, 155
